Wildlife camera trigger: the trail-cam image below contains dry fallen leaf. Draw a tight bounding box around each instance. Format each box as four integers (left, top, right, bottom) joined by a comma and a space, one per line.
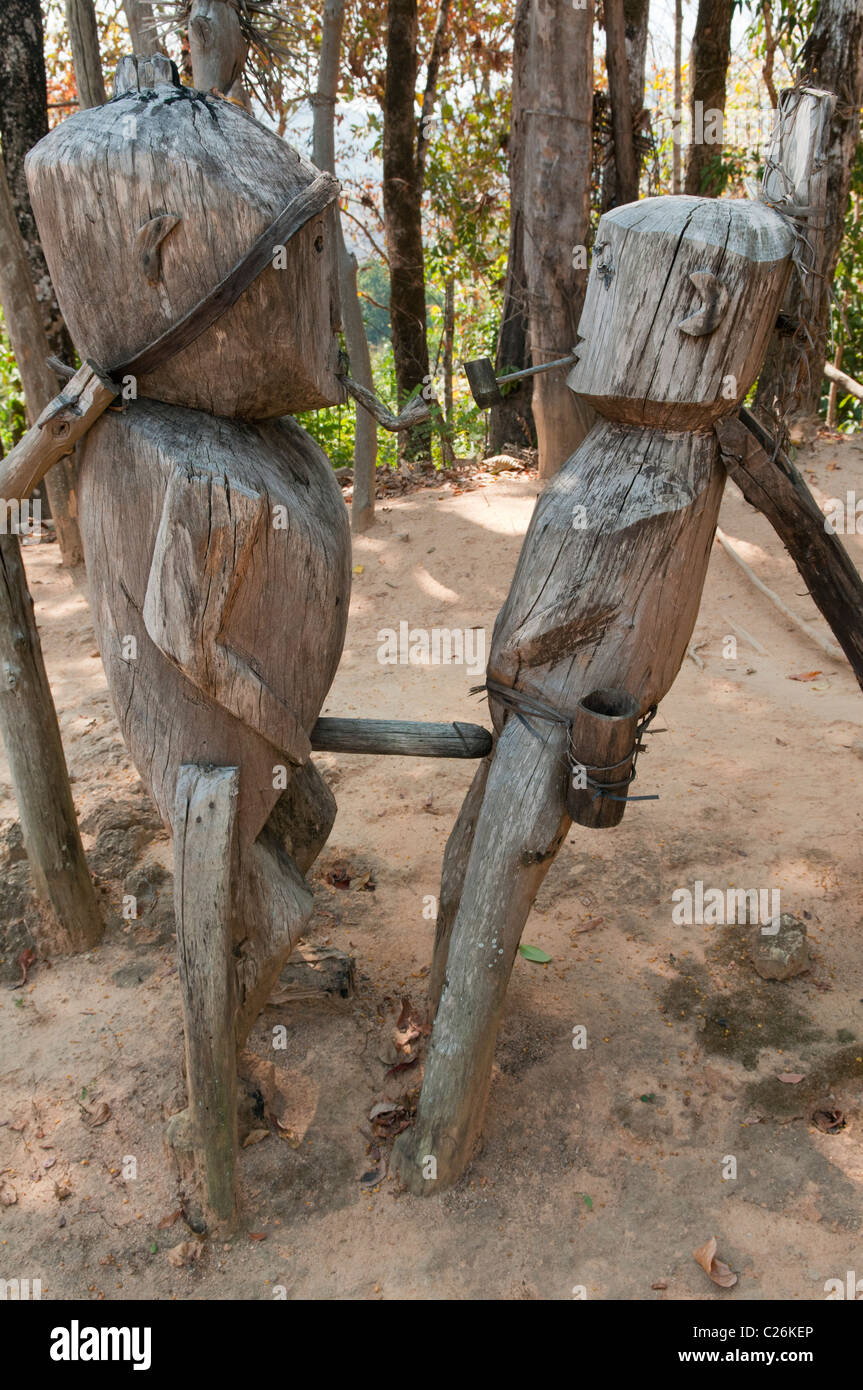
385, 1055, 419, 1078
811, 1107, 846, 1134
157, 1209, 182, 1229
573, 917, 604, 934
693, 1237, 738, 1288
249, 1232, 267, 1242
167, 1241, 201, 1268
788, 671, 822, 682
16, 948, 36, 986
82, 1101, 111, 1128
242, 1128, 270, 1148
651, 1279, 668, 1290
777, 1073, 805, 1084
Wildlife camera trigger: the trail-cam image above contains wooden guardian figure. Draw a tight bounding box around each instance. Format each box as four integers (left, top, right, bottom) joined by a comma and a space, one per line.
24, 56, 351, 1227
393, 88, 851, 1193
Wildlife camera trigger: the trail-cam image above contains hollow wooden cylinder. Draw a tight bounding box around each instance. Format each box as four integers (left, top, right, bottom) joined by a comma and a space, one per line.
566, 687, 639, 829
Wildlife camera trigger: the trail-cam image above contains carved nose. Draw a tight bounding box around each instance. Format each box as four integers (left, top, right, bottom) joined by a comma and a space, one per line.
678, 272, 729, 337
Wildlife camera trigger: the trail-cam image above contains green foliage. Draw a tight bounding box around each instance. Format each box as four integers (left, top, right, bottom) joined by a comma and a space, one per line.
827, 146, 863, 433
0, 316, 26, 455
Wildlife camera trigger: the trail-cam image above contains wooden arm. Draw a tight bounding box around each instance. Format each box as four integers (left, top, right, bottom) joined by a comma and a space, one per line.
0, 361, 117, 502
716, 410, 863, 690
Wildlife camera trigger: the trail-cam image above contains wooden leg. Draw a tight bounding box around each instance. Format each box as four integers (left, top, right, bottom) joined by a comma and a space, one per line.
429, 754, 492, 1011
172, 764, 240, 1231
392, 718, 569, 1194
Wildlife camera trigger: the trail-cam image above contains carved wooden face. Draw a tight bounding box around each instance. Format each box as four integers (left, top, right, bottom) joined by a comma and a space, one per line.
566, 196, 796, 428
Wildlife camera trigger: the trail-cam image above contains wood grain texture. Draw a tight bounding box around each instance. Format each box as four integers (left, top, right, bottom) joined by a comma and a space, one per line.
310, 718, 492, 758
26, 86, 342, 417
568, 197, 794, 427
0, 362, 117, 503
392, 716, 569, 1193
173, 763, 239, 1228
717, 411, 863, 686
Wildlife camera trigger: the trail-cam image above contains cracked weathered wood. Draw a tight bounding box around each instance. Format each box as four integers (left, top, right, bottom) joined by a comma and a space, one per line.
0, 361, 117, 504
173, 763, 239, 1229
26, 78, 342, 417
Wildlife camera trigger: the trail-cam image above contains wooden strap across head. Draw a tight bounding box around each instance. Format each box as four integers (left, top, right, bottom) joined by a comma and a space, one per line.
111, 171, 340, 381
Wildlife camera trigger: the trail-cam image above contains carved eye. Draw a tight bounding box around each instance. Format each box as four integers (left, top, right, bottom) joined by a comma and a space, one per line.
678, 271, 729, 336
314, 234, 324, 253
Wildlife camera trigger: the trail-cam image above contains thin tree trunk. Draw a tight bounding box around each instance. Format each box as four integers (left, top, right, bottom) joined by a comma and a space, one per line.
684, 0, 734, 196
123, 1, 157, 55
65, 0, 107, 109
522, 0, 594, 479
312, 0, 378, 532
442, 274, 455, 463
383, 0, 431, 458
755, 0, 863, 423
489, 0, 535, 454
0, 0, 83, 566
604, 0, 639, 206
673, 0, 683, 193
0, 532, 102, 952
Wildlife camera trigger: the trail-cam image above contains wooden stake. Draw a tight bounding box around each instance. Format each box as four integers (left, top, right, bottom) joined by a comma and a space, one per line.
0, 533, 102, 951
173, 764, 239, 1230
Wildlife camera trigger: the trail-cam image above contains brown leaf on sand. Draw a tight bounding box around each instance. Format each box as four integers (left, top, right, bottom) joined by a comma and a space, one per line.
811, 1107, 846, 1134
394, 996, 428, 1052
693, 1237, 738, 1288
651, 1279, 668, 1290
573, 917, 604, 934
16, 948, 36, 986
385, 1054, 419, 1078
249, 1232, 267, 1242
242, 1129, 270, 1148
777, 1073, 805, 1084
167, 1241, 201, 1268
788, 671, 822, 682
158, 1209, 182, 1229
82, 1101, 111, 1128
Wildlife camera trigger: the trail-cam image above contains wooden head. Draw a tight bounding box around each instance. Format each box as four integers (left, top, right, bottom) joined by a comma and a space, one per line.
25, 56, 343, 418
566, 195, 796, 429
567, 87, 835, 431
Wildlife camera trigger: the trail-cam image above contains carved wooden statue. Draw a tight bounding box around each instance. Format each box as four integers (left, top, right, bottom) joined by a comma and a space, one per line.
393, 89, 844, 1193
24, 56, 350, 1227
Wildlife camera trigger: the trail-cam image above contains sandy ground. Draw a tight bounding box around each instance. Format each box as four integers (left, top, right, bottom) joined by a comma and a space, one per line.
1, 434, 862, 1302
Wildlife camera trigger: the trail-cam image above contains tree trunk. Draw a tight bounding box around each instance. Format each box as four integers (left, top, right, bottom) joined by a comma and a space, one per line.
522, 0, 594, 479
65, 0, 107, 109
383, 0, 431, 458
488, 0, 535, 454
603, 0, 639, 207
0, 0, 83, 566
123, 1, 157, 55
673, 0, 683, 192
684, 0, 734, 196
312, 0, 378, 532
755, 0, 863, 422
0, 531, 102, 952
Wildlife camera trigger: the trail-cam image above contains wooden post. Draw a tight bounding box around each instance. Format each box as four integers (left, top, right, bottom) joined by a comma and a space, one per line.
0, 532, 101, 951
173, 764, 239, 1231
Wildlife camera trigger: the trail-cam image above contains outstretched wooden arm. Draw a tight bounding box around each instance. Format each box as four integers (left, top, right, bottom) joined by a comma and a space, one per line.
716, 410, 863, 690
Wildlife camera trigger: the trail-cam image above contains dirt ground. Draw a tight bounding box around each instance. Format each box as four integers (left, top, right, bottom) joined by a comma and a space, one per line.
1, 433, 862, 1302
